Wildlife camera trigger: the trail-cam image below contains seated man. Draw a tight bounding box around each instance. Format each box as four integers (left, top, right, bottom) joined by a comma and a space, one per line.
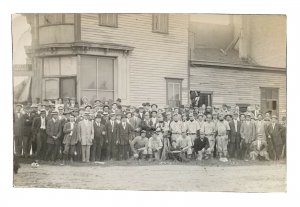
130, 130, 149, 160
176, 132, 193, 160
193, 131, 210, 160
148, 129, 163, 161
169, 140, 182, 161
249, 139, 270, 161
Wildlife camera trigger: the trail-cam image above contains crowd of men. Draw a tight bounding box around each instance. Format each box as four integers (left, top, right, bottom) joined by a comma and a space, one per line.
13, 97, 287, 165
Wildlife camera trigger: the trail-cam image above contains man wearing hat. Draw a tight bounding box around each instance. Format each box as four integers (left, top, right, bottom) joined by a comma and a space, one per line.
228, 112, 242, 159
129, 110, 142, 138
13, 103, 24, 157
193, 131, 210, 160
266, 115, 285, 160
62, 114, 78, 164
117, 115, 133, 160
91, 114, 106, 162
32, 109, 48, 160
130, 130, 149, 160
147, 129, 163, 161
22, 106, 34, 158
78, 111, 94, 162
186, 113, 200, 145
255, 114, 267, 141
176, 131, 193, 160
138, 105, 145, 120
105, 113, 119, 160
170, 113, 184, 142
202, 114, 216, 157
215, 113, 230, 162
141, 112, 154, 138
45, 111, 62, 161
240, 113, 256, 161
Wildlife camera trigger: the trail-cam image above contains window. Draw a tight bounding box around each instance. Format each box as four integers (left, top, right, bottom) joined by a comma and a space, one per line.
236, 104, 250, 113
99, 14, 118, 27
80, 56, 115, 103
166, 78, 182, 107
43, 56, 77, 100
261, 87, 279, 116
190, 91, 212, 107
39, 14, 74, 26
152, 14, 168, 33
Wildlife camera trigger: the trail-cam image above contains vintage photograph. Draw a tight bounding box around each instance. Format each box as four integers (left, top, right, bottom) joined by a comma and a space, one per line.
12, 13, 286, 192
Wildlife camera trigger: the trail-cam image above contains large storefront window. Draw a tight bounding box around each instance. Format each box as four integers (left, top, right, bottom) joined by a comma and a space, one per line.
80, 56, 115, 103
43, 56, 77, 100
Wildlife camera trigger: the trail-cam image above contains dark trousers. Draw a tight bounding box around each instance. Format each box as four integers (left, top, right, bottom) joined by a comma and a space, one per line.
31, 135, 37, 156
118, 144, 130, 160
75, 142, 82, 161
91, 141, 102, 162
23, 135, 32, 157
36, 129, 47, 160
274, 144, 284, 160
228, 140, 240, 159
240, 141, 251, 160
63, 144, 76, 161
14, 135, 23, 156
107, 141, 118, 160
46, 139, 60, 161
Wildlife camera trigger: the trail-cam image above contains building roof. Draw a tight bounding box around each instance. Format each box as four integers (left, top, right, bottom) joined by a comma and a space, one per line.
190, 48, 286, 72
191, 48, 253, 65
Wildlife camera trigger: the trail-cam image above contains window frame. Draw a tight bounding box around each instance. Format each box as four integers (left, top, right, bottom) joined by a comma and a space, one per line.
38, 14, 75, 27
165, 78, 182, 107
98, 13, 118, 28
190, 90, 213, 107
260, 87, 279, 115
152, 14, 169, 34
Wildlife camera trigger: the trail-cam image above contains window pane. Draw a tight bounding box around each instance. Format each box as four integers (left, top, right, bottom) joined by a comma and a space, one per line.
61, 56, 77, 75
43, 14, 62, 25
61, 78, 76, 98
64, 14, 74, 24
97, 58, 114, 90
266, 89, 272, 99
174, 83, 180, 100
80, 56, 97, 89
44, 57, 60, 76
45, 79, 59, 99
272, 101, 277, 110
168, 83, 173, 100
99, 14, 117, 27
97, 91, 114, 102
81, 90, 97, 105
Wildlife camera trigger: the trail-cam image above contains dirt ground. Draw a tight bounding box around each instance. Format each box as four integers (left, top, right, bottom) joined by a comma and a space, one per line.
13, 159, 286, 192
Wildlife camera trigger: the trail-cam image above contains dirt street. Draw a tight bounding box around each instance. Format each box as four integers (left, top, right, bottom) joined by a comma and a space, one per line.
13, 160, 286, 192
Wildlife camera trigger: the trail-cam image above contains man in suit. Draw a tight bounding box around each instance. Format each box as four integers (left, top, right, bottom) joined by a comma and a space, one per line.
228, 112, 242, 159
117, 115, 133, 160
91, 114, 106, 162
78, 112, 94, 162
22, 106, 34, 158
32, 109, 48, 160
138, 106, 145, 120
129, 110, 142, 138
14, 103, 24, 157
266, 115, 284, 160
45, 111, 62, 161
105, 113, 119, 160
141, 112, 154, 138
240, 113, 256, 161
62, 114, 78, 164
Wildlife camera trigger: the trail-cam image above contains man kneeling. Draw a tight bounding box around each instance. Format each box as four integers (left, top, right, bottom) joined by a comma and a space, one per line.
177, 132, 193, 160
148, 129, 163, 161
249, 139, 270, 161
130, 130, 149, 160
193, 131, 210, 160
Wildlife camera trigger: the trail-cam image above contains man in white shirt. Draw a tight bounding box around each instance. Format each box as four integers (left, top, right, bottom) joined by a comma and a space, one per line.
186, 113, 200, 144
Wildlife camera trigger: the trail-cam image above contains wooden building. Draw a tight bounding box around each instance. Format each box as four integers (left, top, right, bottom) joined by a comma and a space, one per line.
24, 14, 189, 107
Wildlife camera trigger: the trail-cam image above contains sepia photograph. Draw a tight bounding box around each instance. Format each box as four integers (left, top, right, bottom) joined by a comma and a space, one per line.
12, 13, 287, 192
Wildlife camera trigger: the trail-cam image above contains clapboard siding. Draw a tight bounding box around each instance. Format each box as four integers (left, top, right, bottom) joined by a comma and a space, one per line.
80, 13, 189, 106
190, 66, 286, 119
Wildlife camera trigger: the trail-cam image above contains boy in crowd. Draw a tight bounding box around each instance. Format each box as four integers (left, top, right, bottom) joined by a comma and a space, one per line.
148, 129, 163, 161
62, 114, 78, 165
215, 113, 230, 162
176, 132, 193, 160
202, 114, 216, 156
240, 113, 256, 161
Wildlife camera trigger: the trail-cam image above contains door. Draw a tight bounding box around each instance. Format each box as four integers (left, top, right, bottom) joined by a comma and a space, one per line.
60, 77, 76, 98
